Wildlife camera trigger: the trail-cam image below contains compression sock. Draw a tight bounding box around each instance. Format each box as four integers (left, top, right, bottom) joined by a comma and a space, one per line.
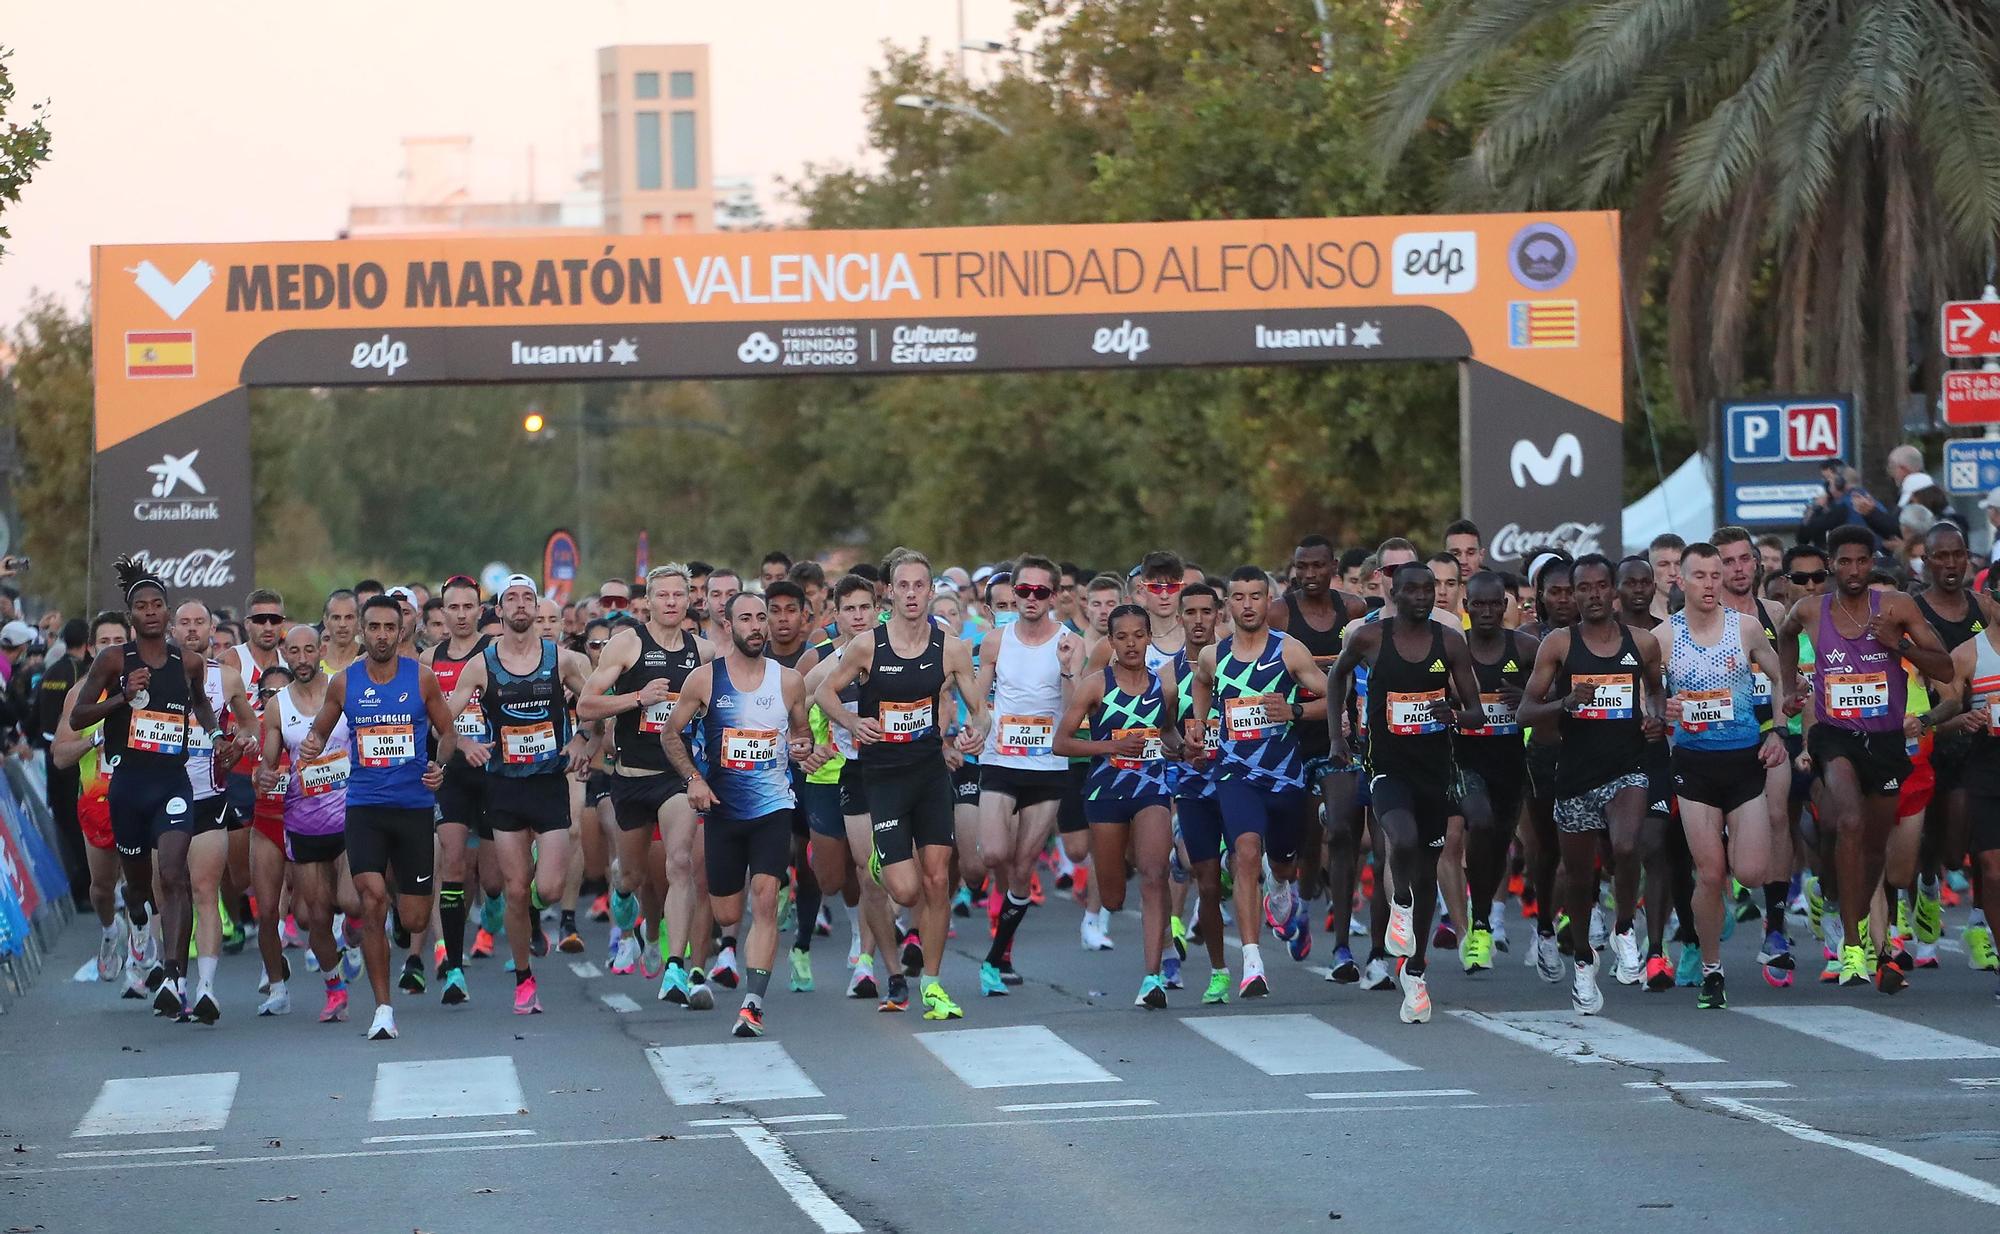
793, 874, 823, 955
987, 893, 1031, 965
439, 884, 467, 970
748, 966, 771, 1000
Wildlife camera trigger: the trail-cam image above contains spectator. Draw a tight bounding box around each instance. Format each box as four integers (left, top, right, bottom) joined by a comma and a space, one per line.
1754, 534, 1785, 578
1898, 502, 1936, 543
1888, 444, 1934, 508
1909, 483, 1970, 535
0, 619, 32, 686
1798, 464, 1898, 546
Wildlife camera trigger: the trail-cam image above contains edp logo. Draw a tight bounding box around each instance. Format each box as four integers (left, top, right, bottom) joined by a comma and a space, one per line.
1390, 232, 1477, 295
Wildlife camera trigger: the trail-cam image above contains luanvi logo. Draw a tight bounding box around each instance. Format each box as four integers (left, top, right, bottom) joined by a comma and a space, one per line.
137, 451, 220, 522
127, 260, 215, 320
1509, 433, 1583, 487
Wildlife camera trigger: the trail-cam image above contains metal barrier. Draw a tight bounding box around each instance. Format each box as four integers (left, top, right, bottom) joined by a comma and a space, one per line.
0, 752, 74, 1010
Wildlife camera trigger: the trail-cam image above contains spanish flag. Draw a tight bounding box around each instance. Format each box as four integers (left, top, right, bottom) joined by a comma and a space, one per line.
125, 330, 194, 378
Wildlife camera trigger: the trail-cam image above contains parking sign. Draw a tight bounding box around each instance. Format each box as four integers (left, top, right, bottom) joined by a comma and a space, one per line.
1718, 395, 1852, 527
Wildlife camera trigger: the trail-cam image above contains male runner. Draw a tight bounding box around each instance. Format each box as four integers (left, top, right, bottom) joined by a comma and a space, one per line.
323, 589, 361, 676
1455, 572, 1537, 973
420, 575, 493, 1004
49, 613, 138, 988
1520, 553, 1577, 981
1610, 556, 1679, 986
576, 565, 717, 1004
1328, 563, 1483, 1023
659, 592, 815, 1036
1919, 603, 2000, 999
704, 569, 742, 645
760, 552, 794, 588
1777, 525, 1954, 991
173, 601, 257, 1023
1186, 566, 1329, 997
815, 548, 985, 1020
1171, 583, 1227, 1000
1518, 554, 1666, 1014
300, 595, 456, 1039
763, 579, 826, 992
974, 555, 1085, 994
445, 574, 596, 1014
1648, 534, 1685, 622
70, 556, 218, 1020
1662, 543, 1788, 1008
223, 589, 285, 854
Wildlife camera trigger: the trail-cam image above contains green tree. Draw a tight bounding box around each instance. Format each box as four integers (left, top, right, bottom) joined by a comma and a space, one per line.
5, 294, 90, 612
0, 46, 52, 258
1376, 0, 2000, 486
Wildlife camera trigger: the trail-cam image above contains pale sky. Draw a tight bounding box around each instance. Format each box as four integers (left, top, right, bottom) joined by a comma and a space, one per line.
0, 0, 1019, 324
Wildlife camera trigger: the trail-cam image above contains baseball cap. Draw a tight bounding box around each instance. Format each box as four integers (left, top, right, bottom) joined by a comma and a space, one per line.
500, 573, 540, 599
971, 565, 994, 585
1982, 488, 2000, 511
0, 620, 36, 648
387, 586, 418, 606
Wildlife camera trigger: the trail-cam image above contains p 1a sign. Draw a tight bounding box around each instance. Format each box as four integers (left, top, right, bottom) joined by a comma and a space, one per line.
1719, 396, 1852, 527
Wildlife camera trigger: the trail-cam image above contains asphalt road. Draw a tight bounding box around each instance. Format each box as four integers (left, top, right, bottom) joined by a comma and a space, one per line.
5, 892, 2000, 1234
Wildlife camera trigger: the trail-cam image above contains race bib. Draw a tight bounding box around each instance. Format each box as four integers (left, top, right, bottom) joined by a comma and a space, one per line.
266, 771, 290, 798
1823, 672, 1889, 720
502, 721, 560, 764
1679, 688, 1734, 731
1465, 692, 1519, 736
1110, 726, 1164, 770
186, 725, 213, 754
356, 723, 416, 768
455, 691, 489, 739
128, 709, 185, 755
1386, 690, 1446, 735
721, 727, 782, 770
297, 751, 350, 797
879, 698, 934, 743
1750, 670, 1773, 705
1224, 696, 1281, 741
997, 714, 1055, 757
1989, 701, 2000, 736
638, 694, 679, 734
1202, 716, 1221, 757
1572, 674, 1635, 720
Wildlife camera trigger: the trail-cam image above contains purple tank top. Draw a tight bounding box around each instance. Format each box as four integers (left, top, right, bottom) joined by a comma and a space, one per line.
1812, 591, 1905, 734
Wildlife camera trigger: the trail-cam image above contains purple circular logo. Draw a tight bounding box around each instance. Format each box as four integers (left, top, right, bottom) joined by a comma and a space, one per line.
1509, 222, 1576, 291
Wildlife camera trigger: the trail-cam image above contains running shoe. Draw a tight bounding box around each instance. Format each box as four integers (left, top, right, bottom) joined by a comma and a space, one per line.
1804, 875, 1830, 944
1287, 912, 1313, 963
640, 935, 664, 981
341, 945, 364, 984
979, 961, 1008, 997
320, 980, 350, 1023
1644, 955, 1674, 992
1266, 890, 1297, 942
281, 915, 306, 950
1135, 973, 1168, 1010
97, 926, 123, 982
256, 987, 291, 1016
1894, 900, 1914, 946
1912, 940, 1941, 969
921, 981, 963, 1021
1397, 964, 1431, 1024
1386, 899, 1415, 958
1610, 929, 1643, 986
1876, 956, 1909, 995
1677, 942, 1703, 988
1431, 915, 1459, 952
1239, 969, 1269, 998
1490, 912, 1510, 953
1170, 915, 1189, 961
1461, 925, 1494, 974
1732, 881, 1762, 922
880, 973, 910, 1012
900, 932, 924, 975
848, 930, 864, 968
513, 975, 542, 1014
659, 963, 691, 1004
190, 987, 221, 1026
816, 904, 833, 937
777, 884, 795, 933
847, 957, 879, 1000
590, 893, 610, 922
1966, 923, 1999, 972
1758, 932, 1795, 988
1697, 970, 1727, 1010
996, 958, 1024, 987
951, 885, 973, 918
1328, 944, 1361, 984
469, 927, 496, 959
220, 915, 245, 957
152, 976, 183, 1018
1571, 956, 1604, 1016
711, 945, 741, 989
440, 967, 469, 1006
687, 972, 716, 1011
400, 955, 427, 995
1202, 970, 1231, 1005
1162, 954, 1183, 989
1534, 933, 1564, 983
529, 917, 548, 958
367, 1005, 398, 1040
788, 947, 814, 993
391, 912, 411, 950
610, 935, 640, 976
1589, 906, 1610, 949
1837, 944, 1870, 987
1080, 914, 1114, 951
1819, 946, 1840, 984
433, 939, 448, 979
733, 1005, 766, 1037
557, 927, 585, 955
1360, 954, 1395, 991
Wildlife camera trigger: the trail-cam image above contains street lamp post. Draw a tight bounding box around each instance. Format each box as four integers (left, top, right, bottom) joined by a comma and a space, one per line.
892, 93, 1013, 136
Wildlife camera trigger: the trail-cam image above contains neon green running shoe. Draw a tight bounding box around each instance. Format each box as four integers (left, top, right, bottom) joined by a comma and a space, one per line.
1169, 915, 1188, 961
788, 946, 814, 993
1838, 944, 1870, 987
1462, 925, 1494, 973
920, 979, 963, 1021
1914, 889, 1943, 946
1894, 900, 1912, 945
1804, 875, 1830, 944
1202, 969, 1231, 1005
1966, 923, 1999, 972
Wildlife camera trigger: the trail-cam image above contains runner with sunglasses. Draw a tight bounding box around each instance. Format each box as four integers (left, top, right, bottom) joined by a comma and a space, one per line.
223, 589, 286, 847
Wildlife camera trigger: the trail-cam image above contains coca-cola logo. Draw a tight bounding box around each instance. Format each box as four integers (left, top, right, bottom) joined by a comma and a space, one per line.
1488, 521, 1604, 564
132, 547, 238, 589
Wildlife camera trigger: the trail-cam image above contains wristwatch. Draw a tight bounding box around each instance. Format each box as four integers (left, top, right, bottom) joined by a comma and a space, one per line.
1290, 702, 1305, 722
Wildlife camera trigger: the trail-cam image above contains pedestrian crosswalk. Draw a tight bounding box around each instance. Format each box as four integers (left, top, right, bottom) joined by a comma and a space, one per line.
60, 1002, 2000, 1141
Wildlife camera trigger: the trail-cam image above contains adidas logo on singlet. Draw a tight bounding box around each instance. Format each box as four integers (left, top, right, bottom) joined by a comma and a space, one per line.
1502, 661, 1519, 673
1619, 653, 1637, 665
1427, 659, 1445, 673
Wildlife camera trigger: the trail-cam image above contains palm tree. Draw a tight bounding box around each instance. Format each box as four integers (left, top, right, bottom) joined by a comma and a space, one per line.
1375, 1, 2000, 484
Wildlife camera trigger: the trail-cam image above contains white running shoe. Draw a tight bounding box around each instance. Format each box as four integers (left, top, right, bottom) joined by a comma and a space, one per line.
1386, 899, 1415, 958
1535, 933, 1564, 983
257, 985, 291, 1016
1398, 965, 1432, 1024
1360, 955, 1395, 991
846, 929, 862, 968
96, 928, 122, 982
367, 1004, 398, 1040
1489, 909, 1510, 953
687, 976, 715, 1011
341, 945, 365, 984
1080, 915, 1114, 951
1611, 928, 1644, 986
1571, 956, 1605, 1015
1589, 905, 1609, 950
609, 935, 640, 976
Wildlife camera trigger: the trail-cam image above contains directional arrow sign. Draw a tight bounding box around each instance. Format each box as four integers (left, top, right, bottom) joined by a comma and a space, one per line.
1942, 300, 2000, 357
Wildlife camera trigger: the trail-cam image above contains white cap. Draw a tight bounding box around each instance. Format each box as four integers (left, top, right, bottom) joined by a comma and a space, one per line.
0, 620, 33, 648
971, 565, 994, 585
1899, 471, 1937, 503
1983, 488, 2000, 511
387, 586, 418, 606
500, 573, 540, 599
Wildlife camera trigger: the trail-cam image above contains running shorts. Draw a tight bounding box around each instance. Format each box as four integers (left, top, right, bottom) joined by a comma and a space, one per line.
865, 761, 956, 867
436, 763, 490, 837
109, 770, 194, 858
1898, 751, 1935, 820
838, 761, 868, 819
951, 762, 981, 807
705, 809, 794, 898
1671, 745, 1764, 813
1213, 780, 1306, 858
1969, 789, 2000, 854
801, 780, 845, 840
224, 772, 256, 827
1057, 763, 1089, 835
584, 770, 612, 808
609, 771, 685, 833
1807, 726, 1911, 799
484, 771, 573, 834
346, 805, 435, 882
1367, 774, 1452, 849
1554, 771, 1646, 834
1454, 743, 1526, 833
1643, 740, 1674, 817
1525, 740, 1560, 800
1174, 796, 1229, 863
192, 793, 232, 836
79, 792, 113, 851
285, 829, 345, 864
978, 765, 1069, 809
1084, 794, 1172, 826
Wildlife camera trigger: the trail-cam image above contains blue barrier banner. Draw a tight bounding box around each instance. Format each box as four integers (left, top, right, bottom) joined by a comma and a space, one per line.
1, 783, 70, 909
0, 863, 25, 957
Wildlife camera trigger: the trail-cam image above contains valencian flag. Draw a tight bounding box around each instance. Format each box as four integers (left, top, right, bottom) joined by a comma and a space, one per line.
1508, 300, 1578, 349
125, 330, 195, 378
543, 528, 579, 605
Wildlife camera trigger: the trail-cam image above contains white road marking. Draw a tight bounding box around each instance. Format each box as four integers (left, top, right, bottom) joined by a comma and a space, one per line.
1184, 1013, 1417, 1075
917, 1025, 1119, 1089
1446, 1010, 1722, 1065
731, 1125, 863, 1233
58, 1145, 215, 1159
1306, 1088, 1475, 1100
689, 1117, 757, 1127
1705, 1097, 2000, 1208
765, 1114, 848, 1124
363, 1129, 535, 1144
368, 1056, 525, 1121
1623, 1080, 1791, 1091
569, 961, 603, 980
996, 1098, 1157, 1112
1736, 1006, 2000, 1061
646, 1041, 825, 1104
73, 1072, 239, 1137
600, 993, 641, 1013
1951, 1077, 2000, 1088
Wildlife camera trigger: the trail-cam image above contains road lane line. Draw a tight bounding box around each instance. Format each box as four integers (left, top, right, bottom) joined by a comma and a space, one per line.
764, 1114, 848, 1124
1185, 1013, 1417, 1075
363, 1129, 536, 1144
730, 1125, 863, 1233
58, 1146, 215, 1159
689, 1118, 757, 1127
1446, 1010, 1722, 1065
646, 1041, 824, 1104
1950, 1077, 2000, 1088
1704, 1097, 2000, 1208
1736, 1006, 2000, 1061
73, 1072, 239, 1137
600, 993, 641, 1013
1622, 1080, 1791, 1091
1306, 1088, 1475, 1100
569, 961, 603, 979
917, 1025, 1119, 1089
996, 1099, 1157, 1112
369, 1056, 526, 1122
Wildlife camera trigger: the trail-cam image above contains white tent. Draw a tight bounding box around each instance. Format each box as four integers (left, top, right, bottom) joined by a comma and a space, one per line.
1623, 451, 1714, 555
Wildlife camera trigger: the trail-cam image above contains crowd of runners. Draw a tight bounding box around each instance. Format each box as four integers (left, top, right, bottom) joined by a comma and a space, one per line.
42, 516, 2000, 1042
